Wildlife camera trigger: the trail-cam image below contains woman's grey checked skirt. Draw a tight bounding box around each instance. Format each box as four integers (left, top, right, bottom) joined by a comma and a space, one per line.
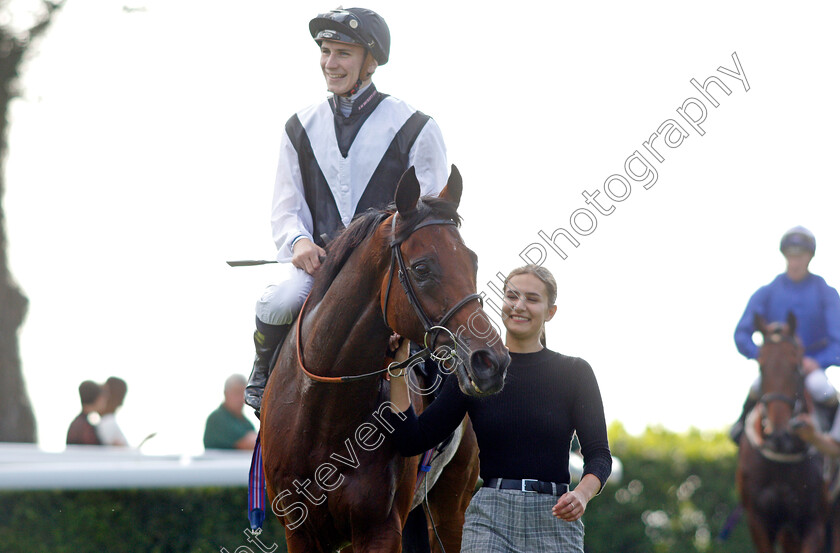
461, 487, 585, 552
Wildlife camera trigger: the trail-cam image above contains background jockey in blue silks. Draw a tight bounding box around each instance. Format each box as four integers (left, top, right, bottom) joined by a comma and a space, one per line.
244, 7, 448, 413
731, 226, 840, 443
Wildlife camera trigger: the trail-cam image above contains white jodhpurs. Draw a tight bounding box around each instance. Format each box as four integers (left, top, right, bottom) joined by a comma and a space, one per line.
255, 263, 313, 326
749, 369, 838, 405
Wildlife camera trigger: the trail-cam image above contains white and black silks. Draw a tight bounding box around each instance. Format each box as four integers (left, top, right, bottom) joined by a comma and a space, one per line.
271, 85, 448, 263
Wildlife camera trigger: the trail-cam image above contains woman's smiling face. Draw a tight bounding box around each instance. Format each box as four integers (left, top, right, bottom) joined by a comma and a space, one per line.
502, 273, 556, 343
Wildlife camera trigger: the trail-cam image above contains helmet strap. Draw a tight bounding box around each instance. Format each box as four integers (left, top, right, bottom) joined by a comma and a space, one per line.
343, 51, 374, 97
344, 78, 363, 98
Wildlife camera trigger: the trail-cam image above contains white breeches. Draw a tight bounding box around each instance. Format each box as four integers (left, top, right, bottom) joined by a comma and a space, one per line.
255, 263, 314, 326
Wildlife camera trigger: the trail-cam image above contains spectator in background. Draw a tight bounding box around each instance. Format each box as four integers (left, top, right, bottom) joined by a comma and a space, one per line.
97, 376, 129, 447
204, 374, 257, 450
66, 380, 105, 445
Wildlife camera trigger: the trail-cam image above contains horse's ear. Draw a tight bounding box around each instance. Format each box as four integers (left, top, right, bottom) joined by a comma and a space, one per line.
438, 164, 462, 209
754, 313, 766, 334
395, 166, 420, 215
394, 165, 420, 214
786, 311, 797, 335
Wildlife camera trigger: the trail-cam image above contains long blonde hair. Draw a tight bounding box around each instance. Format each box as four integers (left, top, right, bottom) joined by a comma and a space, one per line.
503, 264, 558, 347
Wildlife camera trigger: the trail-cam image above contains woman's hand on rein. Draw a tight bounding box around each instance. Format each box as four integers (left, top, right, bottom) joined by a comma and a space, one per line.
388, 333, 411, 377
387, 333, 412, 413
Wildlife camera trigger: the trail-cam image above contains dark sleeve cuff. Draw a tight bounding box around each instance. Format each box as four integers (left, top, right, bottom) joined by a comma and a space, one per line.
583, 451, 613, 494
384, 404, 426, 457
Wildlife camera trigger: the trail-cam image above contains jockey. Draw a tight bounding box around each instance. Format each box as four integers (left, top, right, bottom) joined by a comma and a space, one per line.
730, 226, 840, 443
245, 7, 449, 413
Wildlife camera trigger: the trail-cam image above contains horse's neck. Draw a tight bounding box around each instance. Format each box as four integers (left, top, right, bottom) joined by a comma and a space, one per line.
300, 241, 389, 377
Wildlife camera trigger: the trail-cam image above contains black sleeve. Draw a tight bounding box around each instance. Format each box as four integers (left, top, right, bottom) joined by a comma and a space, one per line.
571, 358, 612, 490
386, 373, 469, 456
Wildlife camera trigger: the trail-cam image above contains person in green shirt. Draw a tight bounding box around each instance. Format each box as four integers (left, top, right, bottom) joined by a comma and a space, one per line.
204, 374, 257, 450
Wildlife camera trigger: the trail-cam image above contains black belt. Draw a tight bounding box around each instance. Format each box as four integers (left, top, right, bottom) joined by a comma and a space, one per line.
483, 478, 569, 496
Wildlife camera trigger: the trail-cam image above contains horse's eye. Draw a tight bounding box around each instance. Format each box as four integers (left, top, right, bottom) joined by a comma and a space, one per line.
412, 263, 430, 277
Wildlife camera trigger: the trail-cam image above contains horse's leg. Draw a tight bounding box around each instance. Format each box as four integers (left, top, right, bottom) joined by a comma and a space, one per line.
800, 523, 826, 553
349, 509, 403, 553
832, 502, 840, 553
424, 419, 480, 553
744, 510, 777, 553
778, 528, 801, 553
284, 530, 322, 553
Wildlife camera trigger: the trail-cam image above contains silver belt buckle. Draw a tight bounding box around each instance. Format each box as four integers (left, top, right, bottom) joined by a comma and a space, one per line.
521, 479, 538, 493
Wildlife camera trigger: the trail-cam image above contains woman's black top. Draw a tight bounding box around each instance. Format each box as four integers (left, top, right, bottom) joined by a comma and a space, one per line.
388, 348, 612, 488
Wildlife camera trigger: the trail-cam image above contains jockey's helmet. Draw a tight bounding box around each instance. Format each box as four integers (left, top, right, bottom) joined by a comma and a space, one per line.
780, 226, 816, 256
310, 8, 390, 66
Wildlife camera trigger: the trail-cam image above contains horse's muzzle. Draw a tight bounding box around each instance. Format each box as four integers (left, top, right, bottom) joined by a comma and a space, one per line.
463, 348, 510, 396
768, 429, 806, 455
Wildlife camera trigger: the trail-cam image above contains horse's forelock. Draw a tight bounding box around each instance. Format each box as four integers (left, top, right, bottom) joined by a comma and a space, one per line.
393, 196, 461, 244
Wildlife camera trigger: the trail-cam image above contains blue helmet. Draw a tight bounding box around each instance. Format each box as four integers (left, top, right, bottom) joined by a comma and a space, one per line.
309, 8, 391, 66
780, 226, 816, 256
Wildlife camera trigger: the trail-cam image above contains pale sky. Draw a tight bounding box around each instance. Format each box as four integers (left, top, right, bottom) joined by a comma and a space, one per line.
5, 0, 840, 453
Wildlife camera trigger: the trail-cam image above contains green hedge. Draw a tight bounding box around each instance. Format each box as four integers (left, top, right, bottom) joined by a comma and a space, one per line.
0, 426, 752, 553
583, 423, 751, 552
0, 487, 289, 553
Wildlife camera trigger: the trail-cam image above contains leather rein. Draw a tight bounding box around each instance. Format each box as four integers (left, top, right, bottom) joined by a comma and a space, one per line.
297, 212, 482, 384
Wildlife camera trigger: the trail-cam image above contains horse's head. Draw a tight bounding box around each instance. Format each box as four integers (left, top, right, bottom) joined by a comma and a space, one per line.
754, 312, 806, 453
381, 166, 510, 397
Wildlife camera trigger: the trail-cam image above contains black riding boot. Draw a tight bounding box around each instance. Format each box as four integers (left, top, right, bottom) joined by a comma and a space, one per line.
245, 319, 290, 415
730, 396, 758, 445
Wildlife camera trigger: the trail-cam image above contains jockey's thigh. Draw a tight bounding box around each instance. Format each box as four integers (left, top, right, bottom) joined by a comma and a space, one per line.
255, 263, 313, 326
805, 369, 838, 405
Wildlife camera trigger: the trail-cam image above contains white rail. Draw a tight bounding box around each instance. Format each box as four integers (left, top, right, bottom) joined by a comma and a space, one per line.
0, 443, 251, 490
0, 443, 622, 491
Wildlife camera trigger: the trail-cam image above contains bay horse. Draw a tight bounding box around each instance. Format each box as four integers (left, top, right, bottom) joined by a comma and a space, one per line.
737, 313, 828, 553
260, 166, 510, 552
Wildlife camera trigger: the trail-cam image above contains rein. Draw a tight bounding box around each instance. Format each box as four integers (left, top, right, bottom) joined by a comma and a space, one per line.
297, 212, 481, 384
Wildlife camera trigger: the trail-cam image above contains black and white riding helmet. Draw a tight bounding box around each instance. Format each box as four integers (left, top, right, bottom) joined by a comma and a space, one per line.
309, 7, 391, 66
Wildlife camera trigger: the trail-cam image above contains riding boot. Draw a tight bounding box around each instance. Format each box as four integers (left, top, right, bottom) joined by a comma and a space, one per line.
245, 319, 290, 415
730, 396, 758, 445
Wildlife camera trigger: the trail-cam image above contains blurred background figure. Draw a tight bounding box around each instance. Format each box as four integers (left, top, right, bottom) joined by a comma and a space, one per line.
97, 376, 129, 447
204, 374, 257, 450
66, 380, 105, 445
731, 226, 840, 443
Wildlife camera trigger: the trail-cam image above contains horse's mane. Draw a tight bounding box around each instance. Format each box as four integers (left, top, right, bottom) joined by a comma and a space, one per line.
307, 196, 461, 304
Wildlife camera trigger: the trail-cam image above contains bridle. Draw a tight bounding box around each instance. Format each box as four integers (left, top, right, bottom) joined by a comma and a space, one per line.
382, 213, 482, 352
757, 331, 805, 419
749, 330, 810, 461
297, 211, 482, 384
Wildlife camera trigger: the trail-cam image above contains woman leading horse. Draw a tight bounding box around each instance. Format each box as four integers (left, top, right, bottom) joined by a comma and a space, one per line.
260, 166, 510, 552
